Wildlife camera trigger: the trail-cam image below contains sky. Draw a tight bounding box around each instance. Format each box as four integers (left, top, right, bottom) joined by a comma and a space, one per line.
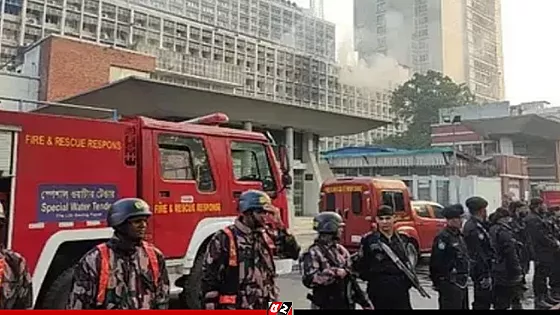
294, 0, 560, 106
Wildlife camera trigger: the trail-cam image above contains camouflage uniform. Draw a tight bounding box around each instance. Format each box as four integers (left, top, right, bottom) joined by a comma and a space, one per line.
66, 235, 170, 309
201, 217, 300, 309
0, 248, 33, 309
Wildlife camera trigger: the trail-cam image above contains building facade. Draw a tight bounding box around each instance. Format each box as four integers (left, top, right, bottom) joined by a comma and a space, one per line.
354, 0, 505, 103
0, 0, 401, 217
432, 102, 560, 195
0, 0, 402, 153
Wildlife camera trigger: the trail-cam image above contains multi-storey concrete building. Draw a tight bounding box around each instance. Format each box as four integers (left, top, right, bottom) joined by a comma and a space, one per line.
354, 0, 505, 104
0, 0, 396, 216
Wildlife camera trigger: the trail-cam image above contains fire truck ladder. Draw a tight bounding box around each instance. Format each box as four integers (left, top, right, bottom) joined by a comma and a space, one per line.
0, 96, 119, 121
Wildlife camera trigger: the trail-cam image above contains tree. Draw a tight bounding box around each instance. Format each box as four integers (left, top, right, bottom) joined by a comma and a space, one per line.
380, 70, 476, 149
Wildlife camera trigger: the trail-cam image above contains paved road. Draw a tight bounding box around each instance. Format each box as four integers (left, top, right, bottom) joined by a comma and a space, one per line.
278, 256, 535, 309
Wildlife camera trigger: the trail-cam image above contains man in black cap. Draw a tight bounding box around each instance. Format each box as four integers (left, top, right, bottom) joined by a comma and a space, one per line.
489, 207, 524, 309
463, 196, 495, 310
525, 197, 560, 308
429, 204, 470, 309
353, 205, 413, 309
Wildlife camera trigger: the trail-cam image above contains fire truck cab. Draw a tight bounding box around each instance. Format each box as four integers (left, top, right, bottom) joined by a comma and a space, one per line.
0, 109, 293, 309
319, 177, 421, 266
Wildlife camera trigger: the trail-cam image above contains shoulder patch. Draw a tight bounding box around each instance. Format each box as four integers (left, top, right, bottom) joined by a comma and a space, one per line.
438, 240, 446, 250
478, 233, 484, 240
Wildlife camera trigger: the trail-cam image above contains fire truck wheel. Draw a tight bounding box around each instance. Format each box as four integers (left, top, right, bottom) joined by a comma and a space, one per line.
41, 267, 74, 309
405, 239, 419, 268
179, 254, 204, 309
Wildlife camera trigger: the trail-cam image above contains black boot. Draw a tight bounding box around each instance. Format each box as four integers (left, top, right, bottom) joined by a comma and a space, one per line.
546, 292, 560, 304
535, 296, 555, 309
512, 297, 523, 310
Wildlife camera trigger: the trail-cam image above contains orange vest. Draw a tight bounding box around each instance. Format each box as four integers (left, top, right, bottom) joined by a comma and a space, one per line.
218, 227, 276, 306
0, 257, 5, 288
95, 241, 160, 306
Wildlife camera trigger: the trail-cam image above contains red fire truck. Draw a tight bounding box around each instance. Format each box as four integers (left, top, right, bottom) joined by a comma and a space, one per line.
0, 108, 292, 309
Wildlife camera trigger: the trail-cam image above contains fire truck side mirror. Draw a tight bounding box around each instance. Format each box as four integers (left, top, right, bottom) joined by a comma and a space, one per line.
282, 172, 293, 187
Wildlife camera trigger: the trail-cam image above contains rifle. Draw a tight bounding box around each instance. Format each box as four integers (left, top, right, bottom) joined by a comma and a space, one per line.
378, 241, 431, 299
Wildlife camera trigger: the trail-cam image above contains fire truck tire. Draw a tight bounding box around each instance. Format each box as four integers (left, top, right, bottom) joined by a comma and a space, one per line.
41, 267, 74, 309
179, 254, 204, 309
405, 239, 419, 268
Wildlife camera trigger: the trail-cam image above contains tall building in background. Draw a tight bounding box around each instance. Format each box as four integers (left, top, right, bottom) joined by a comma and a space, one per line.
354, 0, 505, 104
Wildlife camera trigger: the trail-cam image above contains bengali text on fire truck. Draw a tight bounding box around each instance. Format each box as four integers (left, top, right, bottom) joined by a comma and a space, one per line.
38, 184, 118, 222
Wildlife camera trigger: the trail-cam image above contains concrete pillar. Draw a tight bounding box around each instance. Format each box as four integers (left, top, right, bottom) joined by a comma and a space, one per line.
285, 127, 294, 228
243, 121, 252, 131
430, 175, 438, 202
303, 132, 321, 216
411, 175, 419, 200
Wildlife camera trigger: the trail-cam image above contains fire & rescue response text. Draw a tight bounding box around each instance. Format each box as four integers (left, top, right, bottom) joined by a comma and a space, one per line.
25, 134, 121, 150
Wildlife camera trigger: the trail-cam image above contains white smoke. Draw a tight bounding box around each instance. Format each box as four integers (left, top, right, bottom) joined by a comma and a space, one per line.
336, 28, 411, 91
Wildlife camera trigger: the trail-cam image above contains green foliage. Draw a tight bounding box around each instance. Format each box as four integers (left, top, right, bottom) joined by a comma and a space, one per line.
380, 70, 476, 149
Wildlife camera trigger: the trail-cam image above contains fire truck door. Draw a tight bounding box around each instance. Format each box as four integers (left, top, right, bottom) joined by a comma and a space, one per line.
151, 131, 224, 257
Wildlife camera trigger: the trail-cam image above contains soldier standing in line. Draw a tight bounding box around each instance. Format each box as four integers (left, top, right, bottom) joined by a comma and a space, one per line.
545, 206, 560, 301
488, 207, 524, 309
67, 198, 170, 309
200, 190, 300, 310
429, 204, 470, 310
463, 196, 495, 310
525, 197, 560, 309
0, 203, 33, 309
508, 200, 531, 309
353, 205, 415, 310
299, 212, 372, 310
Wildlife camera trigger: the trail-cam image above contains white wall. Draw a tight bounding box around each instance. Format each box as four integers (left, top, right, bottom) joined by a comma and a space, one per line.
0, 72, 40, 111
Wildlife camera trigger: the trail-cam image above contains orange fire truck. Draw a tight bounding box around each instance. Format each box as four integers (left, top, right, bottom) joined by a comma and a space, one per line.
0, 107, 292, 309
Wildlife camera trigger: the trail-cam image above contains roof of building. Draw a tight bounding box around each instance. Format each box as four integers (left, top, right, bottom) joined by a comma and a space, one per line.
37, 76, 390, 137
321, 146, 472, 160
463, 114, 560, 140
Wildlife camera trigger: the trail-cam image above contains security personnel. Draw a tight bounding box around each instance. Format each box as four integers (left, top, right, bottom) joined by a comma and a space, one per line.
463, 196, 495, 310
67, 198, 170, 309
508, 200, 530, 309
549, 206, 560, 300
0, 203, 33, 309
201, 190, 300, 310
525, 197, 560, 308
429, 204, 470, 309
300, 212, 372, 310
489, 207, 524, 310
353, 205, 413, 309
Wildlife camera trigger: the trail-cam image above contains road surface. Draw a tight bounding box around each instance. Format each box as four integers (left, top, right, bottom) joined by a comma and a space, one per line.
278, 256, 536, 309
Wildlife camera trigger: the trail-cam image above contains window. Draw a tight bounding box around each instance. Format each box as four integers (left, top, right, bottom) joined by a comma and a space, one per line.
325, 193, 335, 211
432, 205, 445, 219
351, 192, 362, 214
158, 134, 215, 192
381, 191, 406, 213
231, 141, 276, 191
414, 205, 431, 218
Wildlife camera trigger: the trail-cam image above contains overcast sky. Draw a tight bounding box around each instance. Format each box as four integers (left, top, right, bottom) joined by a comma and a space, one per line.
293, 0, 560, 106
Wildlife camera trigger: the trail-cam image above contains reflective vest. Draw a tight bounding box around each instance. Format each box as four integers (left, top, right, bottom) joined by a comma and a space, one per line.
218, 227, 276, 307
95, 241, 160, 306
0, 257, 5, 288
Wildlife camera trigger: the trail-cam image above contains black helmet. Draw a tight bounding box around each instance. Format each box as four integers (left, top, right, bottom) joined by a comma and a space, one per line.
107, 198, 152, 227
313, 212, 345, 234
